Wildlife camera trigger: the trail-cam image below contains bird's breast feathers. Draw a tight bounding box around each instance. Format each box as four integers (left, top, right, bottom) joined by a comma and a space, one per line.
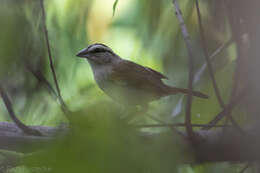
92, 62, 164, 105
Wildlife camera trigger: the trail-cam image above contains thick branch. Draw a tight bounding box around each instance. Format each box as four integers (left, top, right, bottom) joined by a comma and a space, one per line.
0, 122, 62, 153
0, 86, 42, 136
0, 122, 258, 163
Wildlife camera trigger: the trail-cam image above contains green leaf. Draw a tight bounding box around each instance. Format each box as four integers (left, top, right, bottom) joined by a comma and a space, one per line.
112, 0, 119, 17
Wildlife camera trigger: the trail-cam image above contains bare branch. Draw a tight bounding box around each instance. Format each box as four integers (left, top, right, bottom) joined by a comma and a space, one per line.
193, 38, 233, 84
26, 64, 58, 100
172, 0, 194, 139
0, 86, 42, 136
173, 39, 233, 117
0, 122, 258, 163
136, 123, 230, 128
39, 0, 69, 114
201, 90, 246, 130
195, 0, 225, 107
239, 163, 250, 173
0, 122, 60, 153
194, 1, 243, 132
145, 113, 184, 137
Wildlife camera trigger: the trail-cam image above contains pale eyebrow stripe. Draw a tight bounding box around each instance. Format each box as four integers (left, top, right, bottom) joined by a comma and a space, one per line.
89, 45, 112, 52
86, 44, 116, 55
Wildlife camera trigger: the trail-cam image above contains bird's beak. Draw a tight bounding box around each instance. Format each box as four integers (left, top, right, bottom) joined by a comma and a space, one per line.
76, 48, 89, 58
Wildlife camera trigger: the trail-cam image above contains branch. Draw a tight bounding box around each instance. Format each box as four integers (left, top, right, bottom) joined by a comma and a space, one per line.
0, 86, 42, 136
0, 122, 60, 153
0, 122, 259, 163
201, 90, 246, 130
39, 0, 68, 114
173, 38, 233, 117
26, 64, 58, 100
239, 163, 250, 173
172, 0, 194, 140
193, 38, 233, 84
194, 0, 225, 107
194, 1, 243, 131
193, 127, 260, 162
136, 123, 230, 128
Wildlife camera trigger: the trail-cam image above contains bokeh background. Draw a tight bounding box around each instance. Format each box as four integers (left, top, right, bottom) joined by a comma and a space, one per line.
0, 0, 249, 172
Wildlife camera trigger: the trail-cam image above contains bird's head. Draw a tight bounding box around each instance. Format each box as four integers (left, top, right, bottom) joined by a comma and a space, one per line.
76, 43, 119, 65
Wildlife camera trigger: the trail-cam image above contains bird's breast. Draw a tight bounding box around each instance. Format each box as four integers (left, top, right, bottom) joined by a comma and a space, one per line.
91, 64, 160, 105
92, 65, 113, 89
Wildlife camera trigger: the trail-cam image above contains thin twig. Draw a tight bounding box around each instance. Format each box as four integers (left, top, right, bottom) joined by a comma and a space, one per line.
136, 123, 230, 128
146, 114, 166, 124
201, 89, 246, 130
195, 0, 225, 107
173, 38, 233, 117
145, 113, 182, 135
172, 0, 194, 138
39, 0, 68, 114
210, 39, 233, 59
0, 85, 42, 136
239, 163, 250, 173
193, 38, 233, 84
194, 1, 243, 132
26, 64, 58, 100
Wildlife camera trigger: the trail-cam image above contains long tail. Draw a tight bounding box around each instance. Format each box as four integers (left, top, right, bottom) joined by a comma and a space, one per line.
166, 87, 208, 99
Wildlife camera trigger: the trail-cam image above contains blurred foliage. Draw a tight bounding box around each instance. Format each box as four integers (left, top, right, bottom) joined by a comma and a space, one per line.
112, 0, 118, 17
22, 103, 182, 173
0, 0, 248, 172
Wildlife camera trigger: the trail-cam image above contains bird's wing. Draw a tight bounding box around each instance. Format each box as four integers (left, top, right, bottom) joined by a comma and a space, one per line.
108, 60, 166, 89
144, 66, 168, 79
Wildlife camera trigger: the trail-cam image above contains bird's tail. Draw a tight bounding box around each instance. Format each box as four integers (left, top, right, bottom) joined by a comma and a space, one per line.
166, 87, 208, 99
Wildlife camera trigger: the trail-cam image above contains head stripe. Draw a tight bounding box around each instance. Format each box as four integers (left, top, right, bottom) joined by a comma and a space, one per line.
87, 43, 114, 54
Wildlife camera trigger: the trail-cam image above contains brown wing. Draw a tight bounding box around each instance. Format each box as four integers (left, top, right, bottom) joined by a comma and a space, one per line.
108, 60, 167, 93
144, 67, 168, 79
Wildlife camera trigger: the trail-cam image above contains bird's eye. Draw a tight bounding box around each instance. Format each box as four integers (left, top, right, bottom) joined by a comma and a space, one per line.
92, 48, 104, 53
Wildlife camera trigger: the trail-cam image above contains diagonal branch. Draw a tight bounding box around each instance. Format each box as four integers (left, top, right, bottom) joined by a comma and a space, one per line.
26, 64, 58, 100
201, 89, 246, 130
0, 85, 42, 136
25, 63, 70, 114
173, 39, 233, 117
194, 0, 224, 107
39, 0, 68, 114
0, 122, 60, 153
194, 0, 242, 131
239, 163, 250, 173
193, 38, 233, 84
172, 0, 195, 139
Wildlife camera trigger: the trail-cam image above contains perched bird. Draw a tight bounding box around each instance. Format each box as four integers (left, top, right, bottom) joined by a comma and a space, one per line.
77, 43, 208, 107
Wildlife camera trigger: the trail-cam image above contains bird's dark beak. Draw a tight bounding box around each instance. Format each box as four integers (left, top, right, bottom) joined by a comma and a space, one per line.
76, 48, 89, 58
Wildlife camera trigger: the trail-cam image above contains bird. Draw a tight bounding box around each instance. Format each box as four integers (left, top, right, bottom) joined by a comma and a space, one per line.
76, 43, 208, 107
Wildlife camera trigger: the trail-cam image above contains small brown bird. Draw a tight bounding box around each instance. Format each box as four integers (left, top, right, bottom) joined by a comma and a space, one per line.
77, 43, 208, 106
